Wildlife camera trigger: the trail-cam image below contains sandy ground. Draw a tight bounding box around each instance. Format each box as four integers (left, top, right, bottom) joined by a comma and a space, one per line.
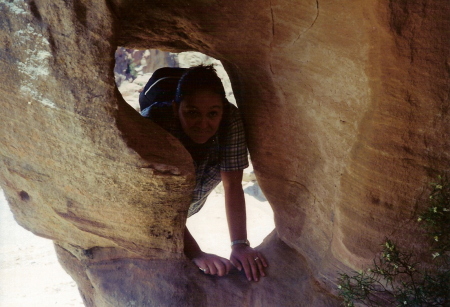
0, 190, 84, 307
0, 176, 274, 306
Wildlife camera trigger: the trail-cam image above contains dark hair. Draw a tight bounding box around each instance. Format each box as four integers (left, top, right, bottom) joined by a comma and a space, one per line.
174, 65, 226, 104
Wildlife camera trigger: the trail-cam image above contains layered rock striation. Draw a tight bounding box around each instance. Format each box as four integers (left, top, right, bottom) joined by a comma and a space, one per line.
1, 0, 449, 306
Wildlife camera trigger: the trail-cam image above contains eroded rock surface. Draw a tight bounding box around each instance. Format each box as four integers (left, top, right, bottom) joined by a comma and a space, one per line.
1, 0, 449, 306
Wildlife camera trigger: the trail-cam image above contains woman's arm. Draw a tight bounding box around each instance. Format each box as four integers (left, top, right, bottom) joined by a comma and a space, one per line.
183, 226, 203, 259
221, 170, 268, 281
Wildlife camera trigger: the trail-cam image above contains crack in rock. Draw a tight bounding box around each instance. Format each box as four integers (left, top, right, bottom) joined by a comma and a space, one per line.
292, 0, 320, 46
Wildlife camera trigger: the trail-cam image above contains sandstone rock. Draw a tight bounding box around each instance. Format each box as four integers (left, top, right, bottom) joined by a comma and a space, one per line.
0, 0, 194, 260
55, 231, 337, 307
1, 0, 449, 306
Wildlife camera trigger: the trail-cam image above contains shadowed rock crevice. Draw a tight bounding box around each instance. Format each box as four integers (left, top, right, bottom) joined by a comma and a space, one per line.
1, 0, 449, 306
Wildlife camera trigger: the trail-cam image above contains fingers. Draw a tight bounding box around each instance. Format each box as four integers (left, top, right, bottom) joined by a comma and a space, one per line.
257, 253, 268, 268
240, 257, 252, 281
195, 254, 232, 277
213, 257, 234, 276
233, 252, 268, 282
254, 255, 266, 278
211, 258, 228, 276
230, 256, 242, 271
239, 256, 260, 281
249, 256, 260, 282
194, 251, 268, 281
255, 253, 269, 279
230, 256, 243, 272
255, 253, 268, 275
223, 258, 233, 275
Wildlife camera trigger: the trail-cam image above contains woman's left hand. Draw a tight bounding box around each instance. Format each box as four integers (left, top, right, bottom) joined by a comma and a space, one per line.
230, 244, 268, 281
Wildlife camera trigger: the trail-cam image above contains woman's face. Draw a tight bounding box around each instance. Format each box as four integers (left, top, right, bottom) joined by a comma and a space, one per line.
174, 90, 224, 144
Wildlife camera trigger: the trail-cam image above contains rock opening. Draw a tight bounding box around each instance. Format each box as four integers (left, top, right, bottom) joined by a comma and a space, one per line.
114, 48, 275, 258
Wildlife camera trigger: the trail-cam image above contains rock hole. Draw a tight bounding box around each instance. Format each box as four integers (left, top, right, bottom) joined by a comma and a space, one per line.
114, 48, 274, 257
19, 190, 30, 201
114, 48, 236, 112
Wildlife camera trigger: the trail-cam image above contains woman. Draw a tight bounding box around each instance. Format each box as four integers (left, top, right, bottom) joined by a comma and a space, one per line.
142, 65, 267, 281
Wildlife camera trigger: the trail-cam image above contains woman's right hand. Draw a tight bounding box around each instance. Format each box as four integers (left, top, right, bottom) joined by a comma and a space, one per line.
192, 252, 233, 276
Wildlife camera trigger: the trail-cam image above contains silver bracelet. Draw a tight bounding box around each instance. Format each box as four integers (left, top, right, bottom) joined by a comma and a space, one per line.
231, 239, 250, 247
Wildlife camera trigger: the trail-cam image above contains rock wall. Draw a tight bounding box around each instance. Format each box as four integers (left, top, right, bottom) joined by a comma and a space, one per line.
0, 0, 194, 258
0, 0, 449, 306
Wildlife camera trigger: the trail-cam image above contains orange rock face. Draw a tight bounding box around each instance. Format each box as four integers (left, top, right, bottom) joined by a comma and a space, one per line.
0, 0, 449, 306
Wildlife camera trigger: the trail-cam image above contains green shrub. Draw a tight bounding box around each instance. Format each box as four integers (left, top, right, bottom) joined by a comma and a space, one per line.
338, 176, 450, 307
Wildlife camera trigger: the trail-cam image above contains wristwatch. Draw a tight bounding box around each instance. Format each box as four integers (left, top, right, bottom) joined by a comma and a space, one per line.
231, 239, 250, 247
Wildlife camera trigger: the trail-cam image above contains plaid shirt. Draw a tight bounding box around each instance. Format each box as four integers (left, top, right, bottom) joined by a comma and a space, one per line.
141, 101, 249, 217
